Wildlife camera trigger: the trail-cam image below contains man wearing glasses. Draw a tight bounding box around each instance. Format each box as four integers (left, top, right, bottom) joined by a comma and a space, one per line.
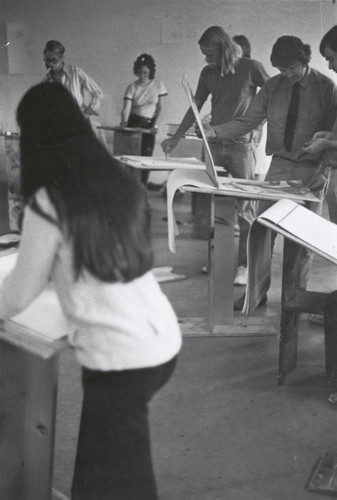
42, 40, 103, 120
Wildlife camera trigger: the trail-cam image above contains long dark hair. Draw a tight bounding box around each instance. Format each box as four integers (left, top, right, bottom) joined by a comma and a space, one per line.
17, 82, 153, 283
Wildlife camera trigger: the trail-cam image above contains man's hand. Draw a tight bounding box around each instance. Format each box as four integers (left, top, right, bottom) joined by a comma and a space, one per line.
161, 136, 180, 155
303, 137, 330, 155
305, 171, 329, 191
194, 121, 217, 140
312, 131, 333, 141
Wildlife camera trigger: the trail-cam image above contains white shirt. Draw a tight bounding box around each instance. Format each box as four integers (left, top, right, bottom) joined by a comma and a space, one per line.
124, 78, 167, 118
0, 189, 182, 371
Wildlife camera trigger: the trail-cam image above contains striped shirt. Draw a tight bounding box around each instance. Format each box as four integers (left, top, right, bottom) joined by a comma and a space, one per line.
43, 64, 103, 114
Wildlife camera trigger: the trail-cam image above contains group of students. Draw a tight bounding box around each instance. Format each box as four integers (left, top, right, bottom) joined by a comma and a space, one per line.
2, 23, 337, 500
163, 24, 337, 405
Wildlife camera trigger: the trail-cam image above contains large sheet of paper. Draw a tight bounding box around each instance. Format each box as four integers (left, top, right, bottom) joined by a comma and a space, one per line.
0, 253, 70, 341
166, 169, 320, 253
242, 199, 337, 314
257, 199, 337, 264
118, 156, 206, 170
182, 74, 219, 187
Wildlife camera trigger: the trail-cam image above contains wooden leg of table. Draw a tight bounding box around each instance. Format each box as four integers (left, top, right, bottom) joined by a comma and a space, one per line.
278, 239, 302, 385
208, 195, 235, 332
0, 339, 59, 500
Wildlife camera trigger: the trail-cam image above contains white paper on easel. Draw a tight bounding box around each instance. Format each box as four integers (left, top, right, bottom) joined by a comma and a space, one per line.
182, 74, 219, 188
257, 199, 337, 264
242, 199, 337, 315
0, 253, 71, 341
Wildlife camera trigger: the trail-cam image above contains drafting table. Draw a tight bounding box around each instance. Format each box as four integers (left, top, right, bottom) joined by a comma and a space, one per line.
0, 319, 67, 499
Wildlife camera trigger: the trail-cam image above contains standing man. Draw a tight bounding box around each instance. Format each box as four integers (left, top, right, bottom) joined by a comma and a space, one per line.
302, 26, 337, 402
303, 25, 337, 225
162, 26, 269, 285
42, 40, 104, 140
203, 35, 337, 297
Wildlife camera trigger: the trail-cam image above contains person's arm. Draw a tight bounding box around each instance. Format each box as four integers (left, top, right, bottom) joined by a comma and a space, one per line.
152, 96, 164, 131
251, 60, 270, 89
120, 99, 132, 127
78, 67, 104, 115
161, 70, 209, 154
204, 86, 268, 141
0, 199, 61, 319
324, 81, 337, 133
152, 80, 167, 131
303, 135, 337, 155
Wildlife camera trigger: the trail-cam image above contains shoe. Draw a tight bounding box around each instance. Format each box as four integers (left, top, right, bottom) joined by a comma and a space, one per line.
328, 392, 337, 405
308, 313, 324, 325
233, 265, 247, 286
52, 489, 70, 500
234, 293, 267, 311
201, 265, 208, 274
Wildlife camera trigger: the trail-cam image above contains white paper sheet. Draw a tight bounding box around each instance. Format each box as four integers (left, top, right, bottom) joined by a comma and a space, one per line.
258, 199, 337, 262
0, 253, 70, 341
118, 156, 207, 170
166, 169, 215, 252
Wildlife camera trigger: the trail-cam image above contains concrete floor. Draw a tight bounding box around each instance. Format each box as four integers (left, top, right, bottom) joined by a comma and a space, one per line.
53, 190, 337, 500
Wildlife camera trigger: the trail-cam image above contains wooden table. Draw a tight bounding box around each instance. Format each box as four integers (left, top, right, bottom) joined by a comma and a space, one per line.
278, 239, 330, 385
0, 320, 67, 499
178, 189, 277, 337
98, 126, 154, 156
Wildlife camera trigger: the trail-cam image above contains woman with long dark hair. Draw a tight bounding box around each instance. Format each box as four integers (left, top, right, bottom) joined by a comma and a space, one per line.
0, 82, 181, 499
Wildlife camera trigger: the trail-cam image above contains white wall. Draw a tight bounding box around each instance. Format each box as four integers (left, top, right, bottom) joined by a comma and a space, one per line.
1, 0, 337, 149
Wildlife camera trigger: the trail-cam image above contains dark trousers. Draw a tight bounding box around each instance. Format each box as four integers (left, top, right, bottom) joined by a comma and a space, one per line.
257, 157, 325, 291
127, 114, 155, 185
324, 291, 337, 391
71, 356, 177, 500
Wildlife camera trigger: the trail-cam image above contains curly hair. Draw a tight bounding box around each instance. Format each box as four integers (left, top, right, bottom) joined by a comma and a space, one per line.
270, 36, 311, 68
133, 54, 156, 79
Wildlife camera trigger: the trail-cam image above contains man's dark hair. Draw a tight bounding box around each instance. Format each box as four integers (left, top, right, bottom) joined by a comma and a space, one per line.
270, 36, 311, 68
320, 26, 337, 56
233, 35, 251, 58
43, 40, 65, 56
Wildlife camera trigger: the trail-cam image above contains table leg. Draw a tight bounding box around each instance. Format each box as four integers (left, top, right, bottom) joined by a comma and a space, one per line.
0, 339, 59, 499
180, 194, 276, 337
278, 239, 303, 385
208, 195, 235, 331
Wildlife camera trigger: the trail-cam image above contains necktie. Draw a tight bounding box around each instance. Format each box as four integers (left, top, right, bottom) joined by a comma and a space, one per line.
284, 82, 300, 152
